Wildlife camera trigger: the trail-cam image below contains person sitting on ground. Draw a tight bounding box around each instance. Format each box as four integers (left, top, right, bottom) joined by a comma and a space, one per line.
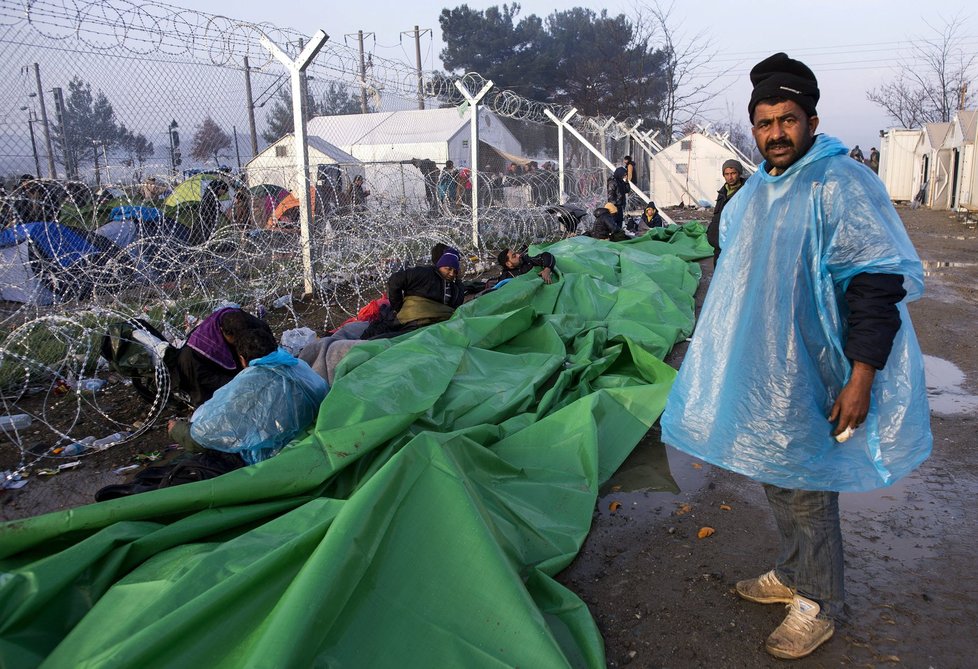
174, 307, 273, 407
637, 202, 664, 231
167, 328, 328, 465
386, 249, 465, 327
588, 202, 629, 241
496, 247, 556, 284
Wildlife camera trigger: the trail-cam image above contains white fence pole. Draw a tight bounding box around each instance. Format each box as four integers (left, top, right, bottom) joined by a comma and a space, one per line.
454, 79, 493, 248
261, 30, 329, 296
555, 109, 577, 203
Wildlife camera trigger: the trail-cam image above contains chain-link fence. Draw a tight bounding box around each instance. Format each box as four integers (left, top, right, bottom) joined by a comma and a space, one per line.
0, 0, 656, 475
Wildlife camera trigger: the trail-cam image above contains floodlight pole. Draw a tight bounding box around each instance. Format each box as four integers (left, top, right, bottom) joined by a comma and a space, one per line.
261, 30, 328, 297
454, 79, 493, 248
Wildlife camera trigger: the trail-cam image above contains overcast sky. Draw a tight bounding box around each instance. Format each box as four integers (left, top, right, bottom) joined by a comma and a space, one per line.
182, 0, 975, 150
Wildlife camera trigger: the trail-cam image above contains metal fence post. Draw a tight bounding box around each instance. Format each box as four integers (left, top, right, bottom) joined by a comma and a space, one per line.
453, 79, 493, 248
261, 30, 329, 297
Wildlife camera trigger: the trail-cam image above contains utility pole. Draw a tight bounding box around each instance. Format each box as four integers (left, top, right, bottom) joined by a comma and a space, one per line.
347, 30, 375, 113
243, 56, 258, 157
51, 86, 72, 178
960, 82, 969, 111
22, 108, 41, 176
402, 26, 431, 110
32, 63, 56, 179
233, 125, 242, 169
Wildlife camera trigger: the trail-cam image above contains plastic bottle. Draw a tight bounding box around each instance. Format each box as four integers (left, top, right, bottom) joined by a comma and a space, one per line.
58, 436, 96, 457
78, 379, 107, 392
0, 414, 32, 430
90, 431, 132, 450
272, 294, 292, 309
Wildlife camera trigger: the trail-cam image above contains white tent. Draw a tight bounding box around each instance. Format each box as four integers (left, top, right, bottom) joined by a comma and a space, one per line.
951, 110, 978, 211
243, 134, 362, 192
306, 108, 524, 207
879, 129, 925, 202
921, 122, 955, 210
648, 132, 754, 208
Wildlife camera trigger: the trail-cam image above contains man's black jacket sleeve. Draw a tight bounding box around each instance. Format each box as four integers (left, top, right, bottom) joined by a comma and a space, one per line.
843, 273, 906, 370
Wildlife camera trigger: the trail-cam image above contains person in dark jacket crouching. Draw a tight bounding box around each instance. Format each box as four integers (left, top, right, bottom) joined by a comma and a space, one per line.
387, 250, 465, 326
588, 203, 629, 241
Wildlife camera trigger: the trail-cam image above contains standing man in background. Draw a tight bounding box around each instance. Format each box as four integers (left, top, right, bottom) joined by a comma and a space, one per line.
706, 159, 746, 265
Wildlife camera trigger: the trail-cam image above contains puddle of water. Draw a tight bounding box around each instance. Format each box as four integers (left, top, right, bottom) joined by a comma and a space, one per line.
841, 470, 939, 564
598, 429, 711, 521
923, 355, 978, 414
921, 260, 978, 277
921, 261, 977, 269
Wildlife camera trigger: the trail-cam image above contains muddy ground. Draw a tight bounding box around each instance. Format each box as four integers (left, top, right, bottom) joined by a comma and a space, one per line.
2, 207, 976, 667
559, 206, 978, 668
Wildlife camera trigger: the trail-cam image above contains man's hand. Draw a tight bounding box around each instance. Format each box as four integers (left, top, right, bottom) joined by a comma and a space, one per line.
167, 419, 177, 433
828, 361, 876, 436
540, 267, 553, 284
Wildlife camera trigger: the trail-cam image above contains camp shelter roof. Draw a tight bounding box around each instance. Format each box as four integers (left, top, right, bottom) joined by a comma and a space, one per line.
308, 108, 473, 147
923, 122, 953, 150
956, 110, 978, 144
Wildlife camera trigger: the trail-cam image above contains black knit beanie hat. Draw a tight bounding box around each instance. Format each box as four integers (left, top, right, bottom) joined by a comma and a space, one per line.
748, 52, 819, 121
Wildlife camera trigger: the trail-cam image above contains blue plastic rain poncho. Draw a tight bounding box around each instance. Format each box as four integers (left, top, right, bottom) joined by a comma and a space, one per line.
661, 135, 931, 492
190, 348, 329, 464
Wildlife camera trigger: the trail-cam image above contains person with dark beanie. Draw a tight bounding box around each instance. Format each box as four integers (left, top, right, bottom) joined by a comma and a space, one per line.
707, 158, 746, 265
661, 52, 931, 660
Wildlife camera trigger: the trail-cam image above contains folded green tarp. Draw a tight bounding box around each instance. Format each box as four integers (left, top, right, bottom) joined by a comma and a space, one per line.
0, 225, 712, 668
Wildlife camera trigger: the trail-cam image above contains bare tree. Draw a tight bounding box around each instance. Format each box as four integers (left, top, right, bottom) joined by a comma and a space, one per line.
632, 0, 734, 140
868, 14, 976, 128
190, 117, 231, 166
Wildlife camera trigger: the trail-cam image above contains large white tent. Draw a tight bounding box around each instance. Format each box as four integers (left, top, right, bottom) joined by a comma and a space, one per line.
306, 108, 524, 208
648, 132, 754, 208
244, 134, 362, 192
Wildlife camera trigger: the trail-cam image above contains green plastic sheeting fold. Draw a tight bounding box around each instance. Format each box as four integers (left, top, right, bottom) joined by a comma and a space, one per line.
0, 226, 712, 668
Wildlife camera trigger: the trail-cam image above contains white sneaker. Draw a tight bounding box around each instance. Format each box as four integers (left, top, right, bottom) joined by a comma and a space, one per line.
736, 569, 794, 604
765, 595, 834, 659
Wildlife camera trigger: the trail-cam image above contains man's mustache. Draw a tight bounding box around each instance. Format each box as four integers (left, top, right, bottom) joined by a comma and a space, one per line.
766, 139, 795, 151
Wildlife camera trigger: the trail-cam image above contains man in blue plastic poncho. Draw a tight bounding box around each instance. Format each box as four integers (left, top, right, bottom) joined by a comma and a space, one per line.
661, 53, 931, 660
168, 328, 329, 465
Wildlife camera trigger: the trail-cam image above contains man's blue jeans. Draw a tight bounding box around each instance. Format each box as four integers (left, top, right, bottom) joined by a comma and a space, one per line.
762, 484, 845, 620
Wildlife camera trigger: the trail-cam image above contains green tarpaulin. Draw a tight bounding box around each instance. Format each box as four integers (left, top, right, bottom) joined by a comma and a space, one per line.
0, 225, 712, 668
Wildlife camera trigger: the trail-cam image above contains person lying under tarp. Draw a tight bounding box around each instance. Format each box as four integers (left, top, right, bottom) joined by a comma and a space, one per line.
496, 247, 556, 284
173, 307, 273, 407
167, 328, 328, 465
